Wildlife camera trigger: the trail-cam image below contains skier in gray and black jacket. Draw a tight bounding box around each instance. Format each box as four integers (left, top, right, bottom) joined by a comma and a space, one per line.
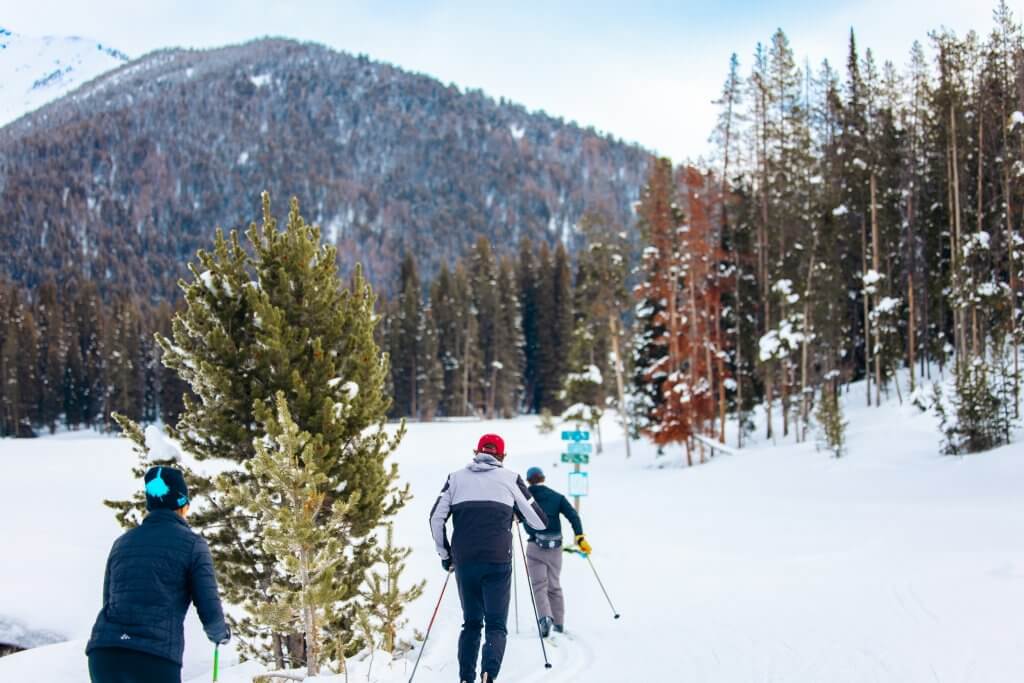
429, 433, 548, 683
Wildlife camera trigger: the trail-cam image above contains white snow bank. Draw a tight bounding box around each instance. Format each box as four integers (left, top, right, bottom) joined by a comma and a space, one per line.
3, 384, 1024, 681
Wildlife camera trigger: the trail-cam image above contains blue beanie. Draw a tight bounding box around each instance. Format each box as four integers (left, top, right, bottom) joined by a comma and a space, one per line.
144, 466, 190, 511
526, 467, 545, 483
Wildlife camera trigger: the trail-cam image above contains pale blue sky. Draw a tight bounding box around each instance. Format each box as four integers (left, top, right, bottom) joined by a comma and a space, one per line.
5, 1, 1000, 160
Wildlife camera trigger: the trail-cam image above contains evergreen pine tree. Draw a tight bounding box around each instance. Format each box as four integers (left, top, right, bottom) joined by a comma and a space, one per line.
111, 194, 408, 669
417, 306, 443, 421
469, 237, 501, 417
517, 238, 542, 413
430, 263, 463, 416
226, 391, 362, 677
815, 380, 848, 457
35, 279, 65, 433
494, 257, 525, 417
363, 523, 425, 654
390, 253, 423, 418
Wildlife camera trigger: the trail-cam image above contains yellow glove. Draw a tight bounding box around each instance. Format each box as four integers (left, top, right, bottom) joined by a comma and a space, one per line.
576, 535, 592, 555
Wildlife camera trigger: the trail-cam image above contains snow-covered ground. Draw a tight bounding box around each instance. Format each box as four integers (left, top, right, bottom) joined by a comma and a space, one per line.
0, 27, 128, 127
2, 373, 1023, 681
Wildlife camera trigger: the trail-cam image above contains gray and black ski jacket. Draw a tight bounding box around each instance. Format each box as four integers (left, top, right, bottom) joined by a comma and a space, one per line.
430, 453, 548, 565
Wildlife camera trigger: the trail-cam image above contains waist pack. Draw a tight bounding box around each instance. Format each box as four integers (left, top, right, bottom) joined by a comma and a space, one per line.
531, 531, 562, 549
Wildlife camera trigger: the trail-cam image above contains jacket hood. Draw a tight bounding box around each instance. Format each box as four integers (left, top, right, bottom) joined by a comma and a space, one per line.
468, 453, 503, 472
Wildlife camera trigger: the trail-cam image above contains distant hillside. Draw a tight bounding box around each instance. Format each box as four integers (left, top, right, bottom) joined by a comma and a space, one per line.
0, 26, 128, 127
0, 38, 650, 295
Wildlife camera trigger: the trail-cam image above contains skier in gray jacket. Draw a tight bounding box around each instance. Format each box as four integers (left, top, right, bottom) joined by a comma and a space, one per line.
429, 433, 548, 683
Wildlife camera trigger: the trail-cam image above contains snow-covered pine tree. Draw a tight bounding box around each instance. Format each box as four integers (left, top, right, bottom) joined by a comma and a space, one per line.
711, 51, 756, 448
631, 158, 678, 445
677, 166, 729, 454
561, 331, 605, 451
577, 211, 633, 455
107, 193, 409, 669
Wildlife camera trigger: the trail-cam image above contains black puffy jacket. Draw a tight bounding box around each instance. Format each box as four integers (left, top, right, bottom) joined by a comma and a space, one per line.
86, 509, 229, 665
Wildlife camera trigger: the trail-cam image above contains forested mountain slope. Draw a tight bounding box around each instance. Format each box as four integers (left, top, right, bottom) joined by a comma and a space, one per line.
0, 38, 650, 295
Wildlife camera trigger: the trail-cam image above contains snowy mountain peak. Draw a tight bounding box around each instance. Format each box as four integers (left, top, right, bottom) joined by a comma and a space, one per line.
0, 27, 128, 127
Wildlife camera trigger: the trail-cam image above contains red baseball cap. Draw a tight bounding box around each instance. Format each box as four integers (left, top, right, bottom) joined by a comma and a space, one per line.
475, 433, 506, 457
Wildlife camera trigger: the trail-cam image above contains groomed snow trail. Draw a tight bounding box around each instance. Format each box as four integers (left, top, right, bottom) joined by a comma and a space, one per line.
2, 372, 1024, 681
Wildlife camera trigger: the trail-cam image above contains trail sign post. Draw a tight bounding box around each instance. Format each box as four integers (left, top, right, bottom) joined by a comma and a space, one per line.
560, 429, 590, 512
568, 471, 589, 497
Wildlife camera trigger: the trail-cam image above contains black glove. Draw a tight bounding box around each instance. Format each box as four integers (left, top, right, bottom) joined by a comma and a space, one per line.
217, 626, 231, 646
441, 558, 453, 572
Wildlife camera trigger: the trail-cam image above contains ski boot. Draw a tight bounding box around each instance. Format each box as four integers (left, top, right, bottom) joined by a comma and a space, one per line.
538, 615, 553, 638
553, 623, 564, 634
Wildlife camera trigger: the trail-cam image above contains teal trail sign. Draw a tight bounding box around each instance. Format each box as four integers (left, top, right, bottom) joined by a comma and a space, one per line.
560, 430, 590, 442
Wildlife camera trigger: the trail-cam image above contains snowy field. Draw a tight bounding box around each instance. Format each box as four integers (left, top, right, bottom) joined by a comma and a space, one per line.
2, 375, 1024, 682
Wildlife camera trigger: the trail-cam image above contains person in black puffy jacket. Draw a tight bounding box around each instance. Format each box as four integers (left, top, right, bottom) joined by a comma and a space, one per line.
86, 466, 230, 683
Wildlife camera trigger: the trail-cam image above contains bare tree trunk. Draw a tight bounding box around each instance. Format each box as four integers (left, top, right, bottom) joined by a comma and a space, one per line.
950, 105, 964, 365
715, 298, 727, 442
862, 215, 872, 406
411, 356, 418, 420
974, 113, 983, 359
733, 245, 745, 448
609, 316, 632, 458
781, 362, 790, 438
688, 270, 700, 439
462, 326, 472, 416
799, 232, 818, 442
273, 634, 285, 670
908, 273, 916, 393
871, 173, 882, 406
487, 365, 497, 419
299, 550, 319, 677
1005, 118, 1020, 418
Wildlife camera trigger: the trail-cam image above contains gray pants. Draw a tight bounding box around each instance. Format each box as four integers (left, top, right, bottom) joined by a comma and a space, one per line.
526, 542, 564, 625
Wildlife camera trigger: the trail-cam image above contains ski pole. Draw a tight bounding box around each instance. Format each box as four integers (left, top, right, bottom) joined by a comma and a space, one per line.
212, 644, 219, 682
512, 543, 520, 634
408, 567, 454, 683
563, 547, 620, 618
584, 554, 620, 619
514, 520, 552, 669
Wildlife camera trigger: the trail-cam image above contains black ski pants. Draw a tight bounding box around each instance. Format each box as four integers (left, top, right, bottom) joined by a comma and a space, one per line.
455, 561, 512, 681
87, 646, 181, 683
